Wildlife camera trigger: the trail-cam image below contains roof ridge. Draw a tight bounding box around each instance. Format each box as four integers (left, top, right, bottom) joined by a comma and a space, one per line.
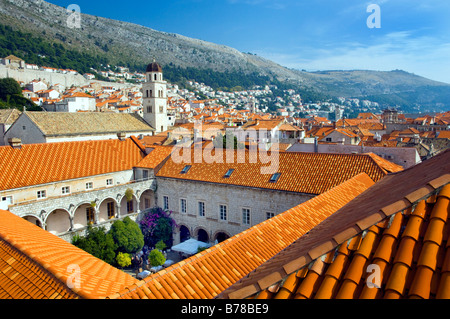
217, 150, 450, 299
0, 211, 84, 298
0, 209, 139, 299
111, 172, 375, 299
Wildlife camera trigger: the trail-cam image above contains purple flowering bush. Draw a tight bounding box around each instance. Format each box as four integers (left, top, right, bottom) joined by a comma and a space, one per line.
139, 206, 178, 248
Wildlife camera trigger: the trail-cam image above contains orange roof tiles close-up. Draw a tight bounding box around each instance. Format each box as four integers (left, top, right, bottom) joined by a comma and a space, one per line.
0, 137, 145, 191
156, 148, 402, 195
109, 172, 375, 299
218, 149, 450, 299
0, 209, 139, 299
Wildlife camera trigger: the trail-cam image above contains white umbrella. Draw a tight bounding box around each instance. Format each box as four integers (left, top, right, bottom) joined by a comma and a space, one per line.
171, 238, 210, 255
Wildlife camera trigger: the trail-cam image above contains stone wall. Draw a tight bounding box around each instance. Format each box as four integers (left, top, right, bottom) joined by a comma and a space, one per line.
9, 178, 156, 242
0, 65, 89, 88
156, 178, 313, 245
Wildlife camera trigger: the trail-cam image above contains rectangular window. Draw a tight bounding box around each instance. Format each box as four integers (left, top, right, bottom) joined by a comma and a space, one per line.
242, 208, 251, 225
1, 196, 13, 206
86, 207, 95, 223
61, 186, 70, 195
107, 202, 115, 219
198, 201, 205, 217
266, 212, 275, 220
163, 196, 169, 210
37, 190, 46, 199
86, 182, 93, 190
180, 198, 187, 214
144, 198, 150, 209
127, 200, 134, 214
106, 179, 113, 186
143, 170, 149, 180
219, 205, 227, 221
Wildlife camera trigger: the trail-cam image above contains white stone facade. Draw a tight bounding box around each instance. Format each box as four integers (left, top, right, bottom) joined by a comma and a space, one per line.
4, 173, 156, 242
156, 178, 313, 245
142, 64, 168, 133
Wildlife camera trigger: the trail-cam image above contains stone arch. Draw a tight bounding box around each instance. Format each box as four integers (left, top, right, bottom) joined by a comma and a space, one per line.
98, 197, 119, 222
73, 201, 96, 229
194, 227, 209, 243
213, 231, 230, 244
22, 215, 43, 229
45, 208, 71, 235
119, 193, 139, 216
139, 189, 154, 211
179, 224, 191, 243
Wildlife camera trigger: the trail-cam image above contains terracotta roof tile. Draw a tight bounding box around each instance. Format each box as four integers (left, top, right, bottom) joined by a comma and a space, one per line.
110, 172, 374, 299
157, 149, 396, 195
23, 111, 154, 137
218, 149, 450, 299
0, 209, 138, 299
0, 137, 145, 191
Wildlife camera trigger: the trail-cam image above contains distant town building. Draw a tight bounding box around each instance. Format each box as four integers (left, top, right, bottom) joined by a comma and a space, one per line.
3, 111, 154, 145
1, 55, 25, 69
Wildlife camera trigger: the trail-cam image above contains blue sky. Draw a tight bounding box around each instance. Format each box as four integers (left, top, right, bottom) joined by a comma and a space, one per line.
49, 0, 450, 83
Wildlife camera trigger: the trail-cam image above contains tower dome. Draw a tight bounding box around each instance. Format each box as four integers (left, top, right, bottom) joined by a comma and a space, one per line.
146, 59, 162, 73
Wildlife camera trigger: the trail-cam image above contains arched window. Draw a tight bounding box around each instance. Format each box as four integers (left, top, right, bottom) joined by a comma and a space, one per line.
154, 74, 157, 81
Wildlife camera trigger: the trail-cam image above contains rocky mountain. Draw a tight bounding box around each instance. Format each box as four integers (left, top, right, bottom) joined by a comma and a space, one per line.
1, 0, 450, 112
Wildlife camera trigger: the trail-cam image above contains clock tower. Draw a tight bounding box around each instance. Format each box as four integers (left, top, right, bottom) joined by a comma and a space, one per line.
142, 59, 168, 133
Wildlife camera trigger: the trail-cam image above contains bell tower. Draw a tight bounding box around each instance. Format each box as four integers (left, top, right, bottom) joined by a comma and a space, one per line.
142, 59, 167, 133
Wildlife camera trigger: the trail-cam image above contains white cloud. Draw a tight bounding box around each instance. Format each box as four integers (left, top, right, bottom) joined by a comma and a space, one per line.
257, 32, 450, 84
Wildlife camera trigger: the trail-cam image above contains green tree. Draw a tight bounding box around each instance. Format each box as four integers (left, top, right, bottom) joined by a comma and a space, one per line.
109, 216, 144, 254
0, 78, 21, 99
155, 240, 167, 251
116, 252, 132, 268
213, 132, 243, 149
148, 249, 166, 267
72, 225, 117, 265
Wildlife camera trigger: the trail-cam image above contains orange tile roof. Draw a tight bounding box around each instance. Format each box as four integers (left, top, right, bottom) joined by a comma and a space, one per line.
68, 92, 95, 99
0, 209, 139, 299
134, 146, 174, 171
436, 131, 450, 139
156, 149, 402, 195
110, 172, 375, 299
0, 138, 145, 191
218, 149, 450, 299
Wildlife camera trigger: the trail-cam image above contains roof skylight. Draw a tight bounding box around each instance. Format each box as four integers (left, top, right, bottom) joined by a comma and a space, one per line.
224, 169, 235, 178
269, 173, 281, 183
180, 165, 191, 174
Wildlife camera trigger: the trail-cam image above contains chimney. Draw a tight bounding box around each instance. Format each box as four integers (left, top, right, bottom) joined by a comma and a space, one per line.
117, 132, 126, 141
314, 136, 318, 153
8, 138, 22, 149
